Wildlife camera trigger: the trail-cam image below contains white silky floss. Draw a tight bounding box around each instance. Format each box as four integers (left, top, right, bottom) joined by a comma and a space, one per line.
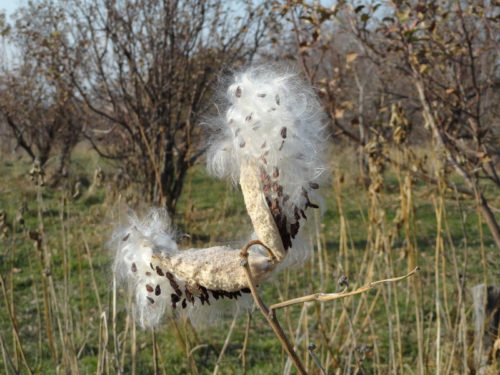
111, 66, 328, 329
111, 210, 252, 328
207, 66, 328, 267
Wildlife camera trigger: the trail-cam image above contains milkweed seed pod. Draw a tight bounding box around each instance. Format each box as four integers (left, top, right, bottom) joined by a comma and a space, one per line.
112, 66, 327, 328
112, 209, 273, 327
207, 66, 328, 265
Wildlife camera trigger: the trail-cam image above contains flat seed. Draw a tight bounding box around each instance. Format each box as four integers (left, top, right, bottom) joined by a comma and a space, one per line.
235, 86, 242, 97
200, 286, 209, 300
155, 266, 164, 276
122, 233, 130, 241
275, 94, 280, 105
273, 167, 279, 178
280, 127, 287, 138
131, 263, 137, 273
147, 296, 155, 304
185, 289, 194, 304
309, 182, 319, 189
146, 284, 154, 293
155, 285, 161, 296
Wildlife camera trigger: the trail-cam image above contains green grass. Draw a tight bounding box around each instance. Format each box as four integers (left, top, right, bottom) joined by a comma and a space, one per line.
1, 146, 499, 374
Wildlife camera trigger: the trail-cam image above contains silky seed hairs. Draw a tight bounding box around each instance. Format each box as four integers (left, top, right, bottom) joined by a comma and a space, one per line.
207, 65, 328, 267
112, 66, 328, 328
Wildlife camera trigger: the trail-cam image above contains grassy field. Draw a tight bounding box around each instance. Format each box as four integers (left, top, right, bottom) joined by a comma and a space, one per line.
0, 145, 499, 374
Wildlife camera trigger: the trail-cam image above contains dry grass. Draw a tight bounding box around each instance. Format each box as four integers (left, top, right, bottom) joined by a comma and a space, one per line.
0, 145, 499, 374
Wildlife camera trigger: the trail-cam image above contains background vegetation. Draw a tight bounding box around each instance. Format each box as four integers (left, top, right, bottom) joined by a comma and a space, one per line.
0, 1, 499, 374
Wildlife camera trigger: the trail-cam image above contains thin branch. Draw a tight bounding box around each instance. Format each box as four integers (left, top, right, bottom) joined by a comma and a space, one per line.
239, 241, 307, 375
270, 267, 420, 311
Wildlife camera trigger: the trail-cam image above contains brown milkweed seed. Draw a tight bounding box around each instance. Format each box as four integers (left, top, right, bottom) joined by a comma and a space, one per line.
155, 266, 164, 276
171, 293, 179, 309
147, 296, 155, 304
122, 233, 130, 241
235, 86, 242, 97
155, 285, 161, 296
275, 94, 280, 105
185, 289, 194, 304
280, 127, 287, 138
131, 263, 137, 273
146, 284, 154, 293
309, 182, 319, 189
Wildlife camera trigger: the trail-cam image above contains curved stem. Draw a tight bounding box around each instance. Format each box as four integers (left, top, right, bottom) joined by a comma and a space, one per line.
240, 241, 307, 375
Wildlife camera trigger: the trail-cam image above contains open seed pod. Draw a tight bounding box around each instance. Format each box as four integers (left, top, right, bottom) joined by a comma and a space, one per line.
112, 210, 274, 327
207, 66, 328, 266
111, 66, 328, 327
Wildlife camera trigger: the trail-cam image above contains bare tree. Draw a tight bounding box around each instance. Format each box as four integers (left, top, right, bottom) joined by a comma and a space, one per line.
0, 1, 83, 178
65, 0, 271, 215
279, 0, 500, 248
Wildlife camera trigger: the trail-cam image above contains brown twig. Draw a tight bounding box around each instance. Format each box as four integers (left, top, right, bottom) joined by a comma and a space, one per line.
240, 240, 308, 375
240, 238, 420, 374
270, 267, 420, 311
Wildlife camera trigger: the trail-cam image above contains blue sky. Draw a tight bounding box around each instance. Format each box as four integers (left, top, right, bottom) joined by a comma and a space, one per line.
0, 1, 26, 18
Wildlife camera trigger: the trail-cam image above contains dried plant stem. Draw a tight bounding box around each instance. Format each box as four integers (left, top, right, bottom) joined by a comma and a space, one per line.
240, 240, 307, 375
81, 232, 103, 314
308, 345, 326, 375
240, 311, 252, 375
212, 310, 238, 375
0, 271, 33, 375
270, 267, 420, 311
0, 330, 17, 375
151, 329, 158, 375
